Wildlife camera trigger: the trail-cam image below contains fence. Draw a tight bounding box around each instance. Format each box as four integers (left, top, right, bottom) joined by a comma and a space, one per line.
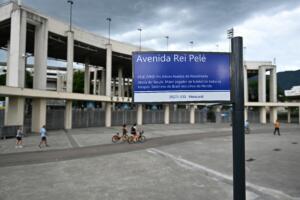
143, 110, 164, 124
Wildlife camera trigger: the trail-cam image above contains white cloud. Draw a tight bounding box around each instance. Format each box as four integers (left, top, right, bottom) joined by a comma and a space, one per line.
234, 6, 300, 71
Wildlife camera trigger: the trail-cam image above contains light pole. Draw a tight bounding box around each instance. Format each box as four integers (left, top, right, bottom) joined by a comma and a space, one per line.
67, 0, 74, 31
190, 41, 194, 51
138, 28, 142, 51
106, 17, 111, 44
227, 28, 234, 52
216, 44, 219, 52
165, 36, 169, 51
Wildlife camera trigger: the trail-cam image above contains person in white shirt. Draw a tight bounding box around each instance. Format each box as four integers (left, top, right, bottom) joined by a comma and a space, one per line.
39, 125, 49, 148
15, 126, 23, 148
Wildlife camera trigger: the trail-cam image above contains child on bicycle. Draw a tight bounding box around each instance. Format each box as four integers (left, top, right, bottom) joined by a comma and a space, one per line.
131, 123, 139, 142
122, 124, 128, 136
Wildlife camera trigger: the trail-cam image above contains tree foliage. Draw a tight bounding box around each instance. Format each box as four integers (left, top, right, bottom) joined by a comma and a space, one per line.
73, 70, 84, 93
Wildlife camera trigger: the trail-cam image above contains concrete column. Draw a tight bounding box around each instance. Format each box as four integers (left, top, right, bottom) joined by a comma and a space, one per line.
215, 105, 222, 123
64, 100, 72, 129
57, 74, 64, 92
164, 104, 170, 124
65, 31, 74, 129
173, 104, 177, 111
258, 67, 266, 123
243, 65, 248, 103
33, 20, 48, 90
93, 68, 97, 95
5, 97, 25, 126
259, 107, 267, 124
106, 44, 112, 97
270, 67, 277, 102
105, 103, 111, 127
105, 44, 112, 127
111, 78, 116, 110
287, 108, 291, 123
97, 81, 101, 95
118, 67, 123, 97
84, 60, 90, 94
137, 104, 143, 125
32, 18, 48, 132
4, 8, 27, 126
244, 107, 248, 121
270, 107, 277, 124
299, 107, 300, 124
125, 79, 130, 97
66, 31, 74, 93
112, 78, 116, 97
31, 99, 46, 132
269, 67, 278, 123
190, 105, 196, 124
100, 69, 106, 95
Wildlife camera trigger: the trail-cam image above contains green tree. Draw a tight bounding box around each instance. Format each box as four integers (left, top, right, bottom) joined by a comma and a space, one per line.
0, 74, 5, 86
73, 70, 84, 93
0, 71, 32, 88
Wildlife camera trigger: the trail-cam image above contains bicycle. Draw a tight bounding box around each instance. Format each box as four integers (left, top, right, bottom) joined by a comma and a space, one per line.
128, 130, 146, 144
112, 132, 129, 143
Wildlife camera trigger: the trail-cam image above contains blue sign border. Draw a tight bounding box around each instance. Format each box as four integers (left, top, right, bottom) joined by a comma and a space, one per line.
132, 51, 231, 103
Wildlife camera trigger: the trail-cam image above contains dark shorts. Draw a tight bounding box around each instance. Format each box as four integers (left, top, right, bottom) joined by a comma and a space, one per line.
16, 136, 22, 141
41, 137, 47, 141
131, 132, 137, 136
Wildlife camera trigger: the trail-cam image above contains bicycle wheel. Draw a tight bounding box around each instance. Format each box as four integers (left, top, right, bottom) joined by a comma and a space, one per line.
128, 136, 134, 144
122, 135, 129, 142
112, 135, 119, 143
139, 136, 146, 143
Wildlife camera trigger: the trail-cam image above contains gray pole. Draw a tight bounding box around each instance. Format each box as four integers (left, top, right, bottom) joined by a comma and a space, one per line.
231, 36, 245, 200
138, 28, 142, 51
165, 36, 169, 51
106, 17, 111, 44
67, 0, 73, 31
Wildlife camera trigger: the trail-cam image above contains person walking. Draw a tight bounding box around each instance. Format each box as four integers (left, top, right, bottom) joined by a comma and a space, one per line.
273, 120, 280, 136
15, 126, 23, 148
39, 125, 49, 148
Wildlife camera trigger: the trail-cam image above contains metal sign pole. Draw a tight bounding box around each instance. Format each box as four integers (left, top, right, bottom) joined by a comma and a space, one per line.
231, 37, 245, 200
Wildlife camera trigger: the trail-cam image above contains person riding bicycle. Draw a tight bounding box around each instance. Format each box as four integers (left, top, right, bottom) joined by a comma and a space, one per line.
122, 124, 128, 136
131, 123, 139, 141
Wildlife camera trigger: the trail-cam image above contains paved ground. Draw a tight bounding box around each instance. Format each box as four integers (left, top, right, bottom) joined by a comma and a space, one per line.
0, 123, 299, 200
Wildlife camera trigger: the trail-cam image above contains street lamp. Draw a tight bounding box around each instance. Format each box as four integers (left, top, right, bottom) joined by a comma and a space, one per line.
137, 28, 142, 51
227, 28, 234, 52
67, 0, 74, 31
106, 17, 111, 44
227, 28, 234, 39
165, 36, 169, 51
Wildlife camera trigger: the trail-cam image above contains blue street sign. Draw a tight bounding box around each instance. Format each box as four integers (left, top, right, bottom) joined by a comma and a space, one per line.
132, 52, 231, 103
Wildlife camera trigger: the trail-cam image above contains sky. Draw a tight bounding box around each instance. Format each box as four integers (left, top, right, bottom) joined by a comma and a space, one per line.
1, 0, 300, 72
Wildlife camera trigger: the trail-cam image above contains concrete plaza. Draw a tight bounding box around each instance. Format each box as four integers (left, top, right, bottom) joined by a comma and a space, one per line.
0, 123, 299, 200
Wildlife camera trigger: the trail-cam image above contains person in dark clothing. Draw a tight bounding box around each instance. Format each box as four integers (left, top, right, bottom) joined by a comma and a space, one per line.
122, 124, 128, 136
131, 123, 138, 141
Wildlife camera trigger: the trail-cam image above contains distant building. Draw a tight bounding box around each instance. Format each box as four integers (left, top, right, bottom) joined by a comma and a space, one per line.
285, 86, 300, 98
